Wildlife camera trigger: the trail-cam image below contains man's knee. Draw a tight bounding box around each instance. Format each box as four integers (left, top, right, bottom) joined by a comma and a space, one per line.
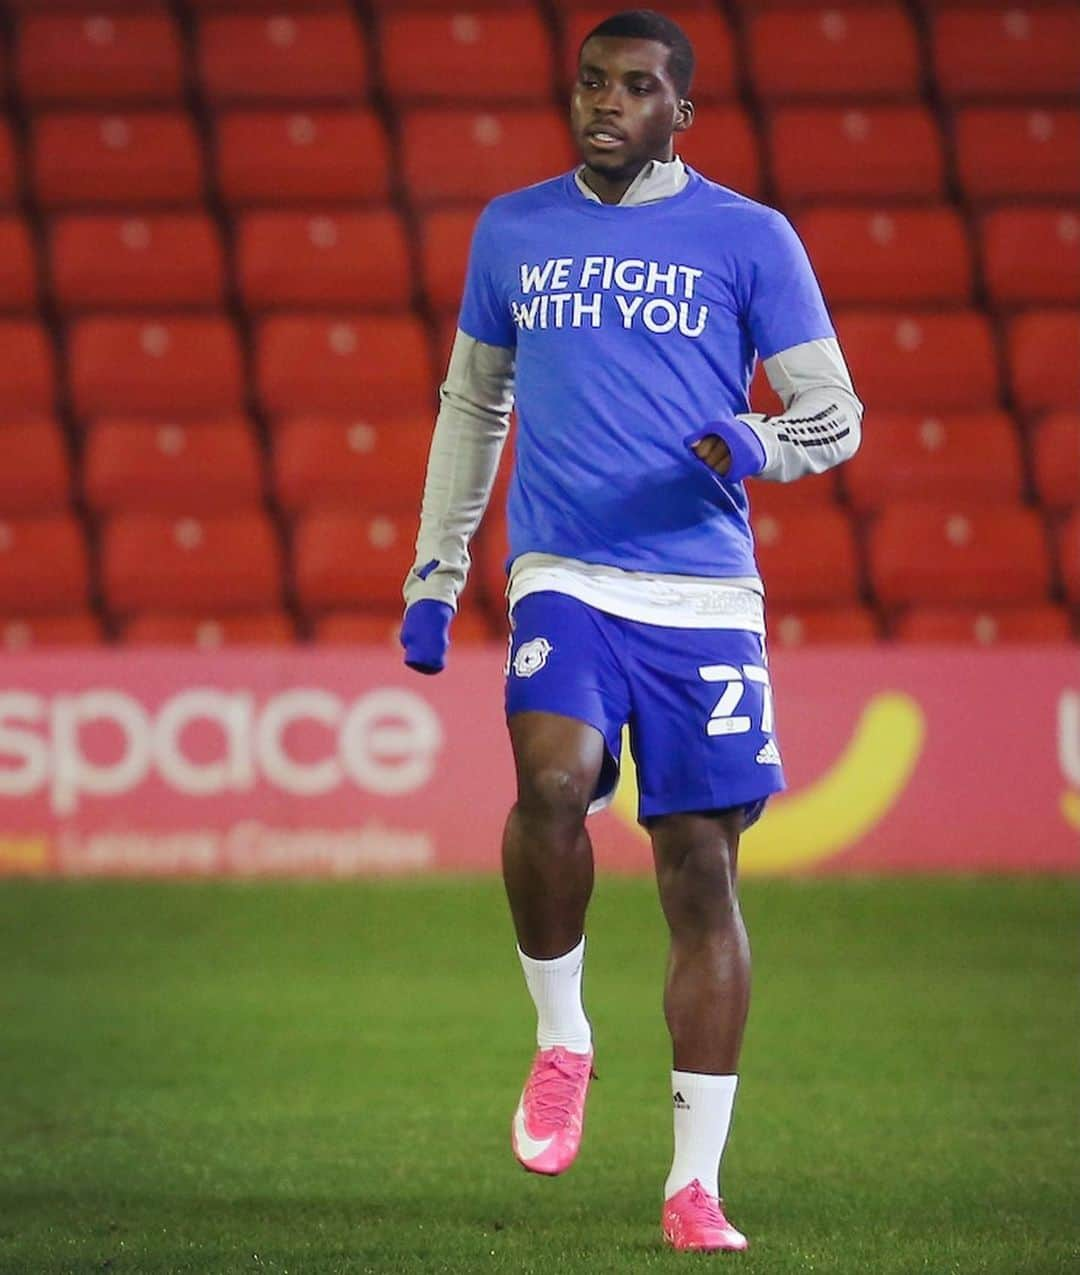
651, 812, 741, 922
516, 764, 594, 827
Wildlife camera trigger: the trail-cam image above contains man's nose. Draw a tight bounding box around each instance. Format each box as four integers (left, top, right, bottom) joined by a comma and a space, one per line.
593, 84, 623, 113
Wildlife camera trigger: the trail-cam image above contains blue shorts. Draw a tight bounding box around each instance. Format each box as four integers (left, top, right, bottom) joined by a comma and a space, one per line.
505, 591, 785, 826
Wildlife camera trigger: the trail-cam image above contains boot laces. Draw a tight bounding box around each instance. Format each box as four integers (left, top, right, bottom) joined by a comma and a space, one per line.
525, 1052, 589, 1128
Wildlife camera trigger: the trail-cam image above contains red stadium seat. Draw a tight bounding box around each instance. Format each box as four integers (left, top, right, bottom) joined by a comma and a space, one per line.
49, 213, 225, 310
101, 511, 282, 615
187, 0, 347, 9
123, 610, 294, 646
769, 606, 879, 647
844, 411, 1022, 513
1007, 311, 1080, 417
84, 418, 263, 515
197, 11, 368, 106
236, 210, 412, 311
401, 108, 576, 206
0, 121, 19, 207
749, 4, 919, 101
0, 421, 71, 516
797, 206, 972, 306
0, 216, 38, 311
382, 10, 555, 104
273, 416, 430, 514
255, 315, 432, 420
933, 7, 1080, 100
1059, 510, 1080, 605
68, 316, 245, 421
1032, 412, 1080, 514
315, 606, 493, 646
292, 509, 419, 614
0, 321, 56, 416
752, 507, 860, 605
894, 605, 1072, 645
33, 111, 203, 210
955, 109, 1080, 202
563, 9, 736, 100
769, 106, 944, 203
1, 611, 102, 649
675, 106, 761, 198
16, 13, 184, 106
835, 310, 998, 411
0, 513, 90, 613
419, 209, 480, 314
746, 471, 838, 518
868, 503, 1052, 607
980, 208, 1080, 309
216, 110, 391, 207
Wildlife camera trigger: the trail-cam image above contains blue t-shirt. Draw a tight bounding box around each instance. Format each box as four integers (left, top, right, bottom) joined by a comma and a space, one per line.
458, 167, 834, 578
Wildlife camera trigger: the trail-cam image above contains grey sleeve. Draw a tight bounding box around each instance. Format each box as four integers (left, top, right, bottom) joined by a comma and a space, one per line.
402, 328, 515, 610
738, 337, 864, 482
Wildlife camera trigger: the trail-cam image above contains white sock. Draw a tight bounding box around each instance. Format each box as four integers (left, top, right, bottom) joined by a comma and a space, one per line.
517, 936, 592, 1053
664, 1071, 739, 1200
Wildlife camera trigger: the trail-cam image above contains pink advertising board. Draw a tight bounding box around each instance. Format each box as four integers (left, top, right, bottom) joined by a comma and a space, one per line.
0, 648, 1076, 877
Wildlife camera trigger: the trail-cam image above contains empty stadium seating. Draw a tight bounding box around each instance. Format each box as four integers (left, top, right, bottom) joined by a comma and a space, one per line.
49, 213, 225, 310
980, 208, 1080, 308
101, 511, 282, 616
835, 311, 999, 411
255, 315, 432, 419
235, 210, 412, 311
1032, 412, 1080, 514
0, 0, 1073, 648
932, 7, 1080, 100
68, 316, 245, 420
894, 606, 1072, 645
0, 421, 71, 516
843, 411, 1022, 512
769, 106, 945, 202
292, 510, 419, 615
0, 513, 90, 614
955, 109, 1080, 202
215, 110, 391, 206
749, 4, 920, 101
868, 504, 1052, 608
16, 13, 185, 107
0, 216, 38, 311
382, 9, 555, 104
797, 206, 973, 306
272, 416, 430, 514
33, 111, 204, 208
196, 10, 369, 105
83, 418, 264, 515
751, 508, 861, 606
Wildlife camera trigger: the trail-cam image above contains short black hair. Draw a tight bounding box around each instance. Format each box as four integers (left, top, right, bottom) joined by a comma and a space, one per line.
579, 10, 695, 99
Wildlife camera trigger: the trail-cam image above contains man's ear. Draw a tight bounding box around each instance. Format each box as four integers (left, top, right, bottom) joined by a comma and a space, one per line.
673, 98, 695, 134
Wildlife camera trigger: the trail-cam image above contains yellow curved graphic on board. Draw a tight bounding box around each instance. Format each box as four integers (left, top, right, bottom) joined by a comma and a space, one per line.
610, 692, 926, 874
1061, 790, 1080, 833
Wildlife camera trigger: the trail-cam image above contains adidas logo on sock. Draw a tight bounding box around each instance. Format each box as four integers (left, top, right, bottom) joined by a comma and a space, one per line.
673, 1091, 690, 1110
756, 739, 782, 765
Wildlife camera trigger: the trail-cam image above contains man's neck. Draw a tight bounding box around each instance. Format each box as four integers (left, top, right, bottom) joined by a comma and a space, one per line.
575, 156, 688, 208
580, 166, 639, 206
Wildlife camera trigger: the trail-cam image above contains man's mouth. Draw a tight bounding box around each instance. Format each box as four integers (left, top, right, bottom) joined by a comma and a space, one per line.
585, 126, 626, 148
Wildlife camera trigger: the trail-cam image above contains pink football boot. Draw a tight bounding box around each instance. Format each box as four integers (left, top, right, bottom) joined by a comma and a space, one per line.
662, 1180, 749, 1252
510, 1046, 594, 1175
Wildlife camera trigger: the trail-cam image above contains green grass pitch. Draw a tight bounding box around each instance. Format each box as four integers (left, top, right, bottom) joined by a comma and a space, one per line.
1, 875, 1076, 1274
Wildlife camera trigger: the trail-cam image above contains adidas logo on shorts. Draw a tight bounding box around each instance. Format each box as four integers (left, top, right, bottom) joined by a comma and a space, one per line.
755, 739, 782, 766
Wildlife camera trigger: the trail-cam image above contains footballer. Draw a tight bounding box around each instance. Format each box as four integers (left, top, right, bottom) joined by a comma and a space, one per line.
401, 9, 862, 1253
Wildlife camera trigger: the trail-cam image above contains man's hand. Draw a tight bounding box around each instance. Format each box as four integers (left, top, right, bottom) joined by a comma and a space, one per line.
400, 599, 454, 674
689, 433, 732, 476
685, 420, 767, 483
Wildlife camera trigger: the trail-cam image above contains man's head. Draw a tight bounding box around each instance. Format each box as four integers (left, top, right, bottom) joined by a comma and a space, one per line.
570, 10, 695, 195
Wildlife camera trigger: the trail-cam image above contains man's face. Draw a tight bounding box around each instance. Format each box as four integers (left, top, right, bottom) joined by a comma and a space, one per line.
570, 36, 691, 184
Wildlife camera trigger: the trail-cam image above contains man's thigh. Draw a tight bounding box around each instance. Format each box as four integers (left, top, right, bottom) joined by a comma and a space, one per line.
505, 591, 631, 812
625, 622, 786, 825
